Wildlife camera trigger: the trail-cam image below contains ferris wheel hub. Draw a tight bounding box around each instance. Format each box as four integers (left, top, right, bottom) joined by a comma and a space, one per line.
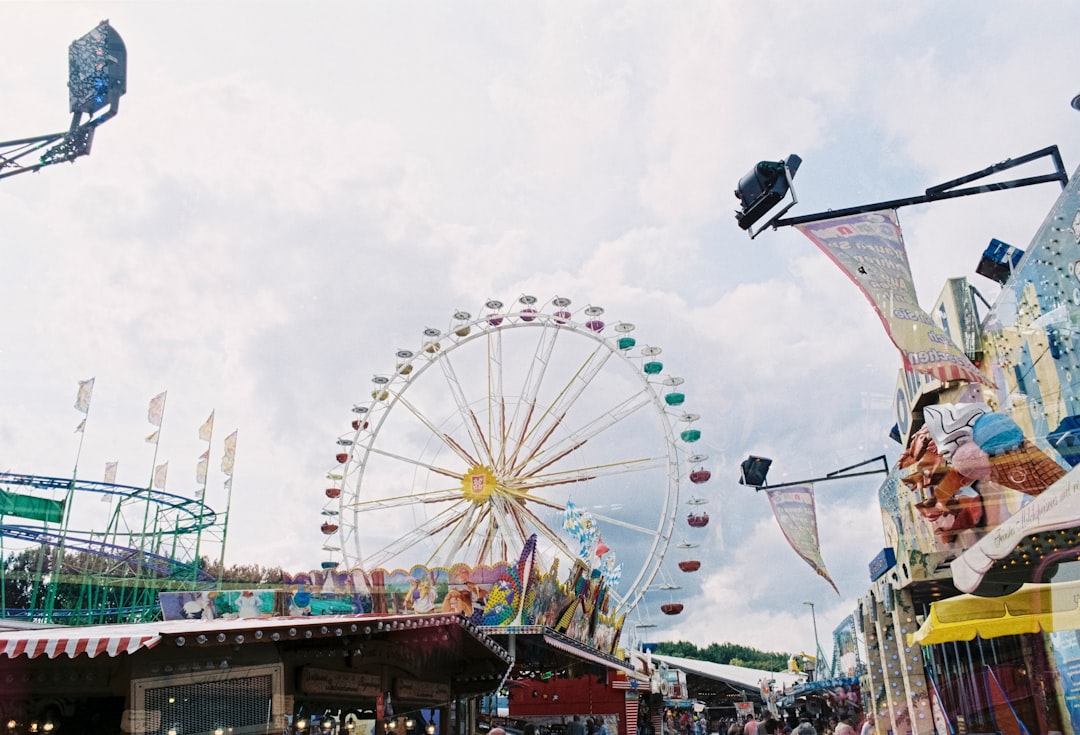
461, 465, 498, 503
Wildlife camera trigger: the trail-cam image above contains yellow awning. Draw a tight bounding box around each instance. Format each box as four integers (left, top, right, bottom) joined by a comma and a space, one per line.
908, 580, 1080, 646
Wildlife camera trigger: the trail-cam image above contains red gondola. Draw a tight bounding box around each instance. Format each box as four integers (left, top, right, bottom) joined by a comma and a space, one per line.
678, 560, 701, 572
687, 512, 709, 528
660, 603, 684, 615
690, 469, 712, 484
325, 487, 341, 499
321, 522, 339, 535
335, 452, 348, 464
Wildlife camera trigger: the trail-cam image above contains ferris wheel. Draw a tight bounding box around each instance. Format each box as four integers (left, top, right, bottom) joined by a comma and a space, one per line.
320, 295, 710, 614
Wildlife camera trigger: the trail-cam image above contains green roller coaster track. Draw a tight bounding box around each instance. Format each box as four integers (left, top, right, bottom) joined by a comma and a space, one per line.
0, 472, 227, 625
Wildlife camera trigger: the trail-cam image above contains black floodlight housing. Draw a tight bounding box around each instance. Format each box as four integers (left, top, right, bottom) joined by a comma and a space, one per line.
739, 456, 772, 488
735, 154, 801, 238
69, 20, 127, 119
0, 20, 127, 181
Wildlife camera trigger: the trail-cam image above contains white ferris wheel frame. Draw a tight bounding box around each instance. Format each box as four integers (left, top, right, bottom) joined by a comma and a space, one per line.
322, 298, 699, 615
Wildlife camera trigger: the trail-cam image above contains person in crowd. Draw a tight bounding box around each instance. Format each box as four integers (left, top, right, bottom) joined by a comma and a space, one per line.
595, 719, 610, 735
727, 719, 742, 735
832, 716, 854, 735
792, 716, 816, 735
742, 716, 758, 735
568, 715, 586, 735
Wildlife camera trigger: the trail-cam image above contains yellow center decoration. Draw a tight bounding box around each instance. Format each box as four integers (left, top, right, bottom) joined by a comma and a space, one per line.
461, 465, 497, 503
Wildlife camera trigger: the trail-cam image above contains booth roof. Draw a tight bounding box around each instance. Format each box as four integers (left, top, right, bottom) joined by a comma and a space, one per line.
908, 579, 1080, 646
650, 653, 805, 691
0, 612, 512, 661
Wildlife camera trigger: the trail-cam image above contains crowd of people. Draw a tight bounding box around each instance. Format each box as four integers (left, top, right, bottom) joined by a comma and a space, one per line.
712, 712, 870, 735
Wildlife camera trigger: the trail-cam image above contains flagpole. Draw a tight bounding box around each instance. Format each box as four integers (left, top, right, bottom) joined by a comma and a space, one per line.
41, 378, 95, 621
216, 430, 238, 591
192, 411, 214, 586
133, 391, 167, 622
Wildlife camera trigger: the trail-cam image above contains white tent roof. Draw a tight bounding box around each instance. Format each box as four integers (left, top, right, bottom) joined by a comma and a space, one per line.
651, 653, 806, 692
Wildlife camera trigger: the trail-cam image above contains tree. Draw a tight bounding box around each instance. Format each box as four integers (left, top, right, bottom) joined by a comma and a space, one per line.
653, 640, 792, 672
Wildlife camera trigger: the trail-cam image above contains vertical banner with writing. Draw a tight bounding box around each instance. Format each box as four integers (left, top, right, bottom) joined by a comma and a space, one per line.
766, 484, 838, 593
795, 210, 989, 386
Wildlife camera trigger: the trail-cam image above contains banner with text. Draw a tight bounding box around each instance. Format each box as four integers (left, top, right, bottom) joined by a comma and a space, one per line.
795, 210, 989, 386
766, 484, 838, 594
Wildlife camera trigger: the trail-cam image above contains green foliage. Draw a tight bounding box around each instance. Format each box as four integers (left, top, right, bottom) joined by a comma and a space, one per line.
652, 640, 793, 672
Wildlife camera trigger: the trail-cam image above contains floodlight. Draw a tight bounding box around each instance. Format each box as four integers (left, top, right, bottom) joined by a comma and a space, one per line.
0, 20, 127, 180
975, 238, 1024, 286
68, 20, 127, 118
739, 455, 772, 487
734, 154, 801, 235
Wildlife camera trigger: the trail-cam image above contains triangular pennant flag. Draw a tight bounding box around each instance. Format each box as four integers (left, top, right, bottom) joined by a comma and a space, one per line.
199, 410, 214, 442
596, 537, 610, 557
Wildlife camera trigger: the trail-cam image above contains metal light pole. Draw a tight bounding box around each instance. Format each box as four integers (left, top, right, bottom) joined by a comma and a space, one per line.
803, 601, 822, 681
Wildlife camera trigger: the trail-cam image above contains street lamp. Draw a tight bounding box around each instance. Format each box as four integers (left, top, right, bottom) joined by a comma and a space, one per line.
803, 601, 822, 681
0, 19, 127, 181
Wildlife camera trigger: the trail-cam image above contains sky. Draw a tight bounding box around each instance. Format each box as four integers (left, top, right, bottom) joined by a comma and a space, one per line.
2, 1, 1080, 661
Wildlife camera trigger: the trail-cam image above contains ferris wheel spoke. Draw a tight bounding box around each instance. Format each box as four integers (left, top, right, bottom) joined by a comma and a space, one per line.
490, 495, 533, 551
486, 498, 525, 562
364, 501, 471, 568
485, 327, 506, 469
434, 503, 489, 565
348, 486, 462, 510
512, 456, 667, 491
587, 509, 668, 537
433, 345, 494, 467
515, 391, 654, 479
501, 322, 562, 471
366, 442, 467, 481
506, 342, 611, 473
504, 497, 587, 567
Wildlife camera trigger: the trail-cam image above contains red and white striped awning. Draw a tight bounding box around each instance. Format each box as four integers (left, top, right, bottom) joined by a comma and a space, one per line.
0, 626, 161, 659
0, 612, 510, 661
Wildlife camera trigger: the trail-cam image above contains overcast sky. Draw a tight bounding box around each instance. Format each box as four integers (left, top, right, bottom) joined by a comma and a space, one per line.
3, 2, 1079, 660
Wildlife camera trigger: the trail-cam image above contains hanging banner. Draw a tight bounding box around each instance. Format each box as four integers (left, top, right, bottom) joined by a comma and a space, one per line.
794, 210, 989, 386
0, 489, 63, 524
766, 484, 838, 593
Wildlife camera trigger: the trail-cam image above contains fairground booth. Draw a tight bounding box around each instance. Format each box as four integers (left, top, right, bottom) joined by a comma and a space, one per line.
794, 158, 1080, 733
0, 533, 649, 735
